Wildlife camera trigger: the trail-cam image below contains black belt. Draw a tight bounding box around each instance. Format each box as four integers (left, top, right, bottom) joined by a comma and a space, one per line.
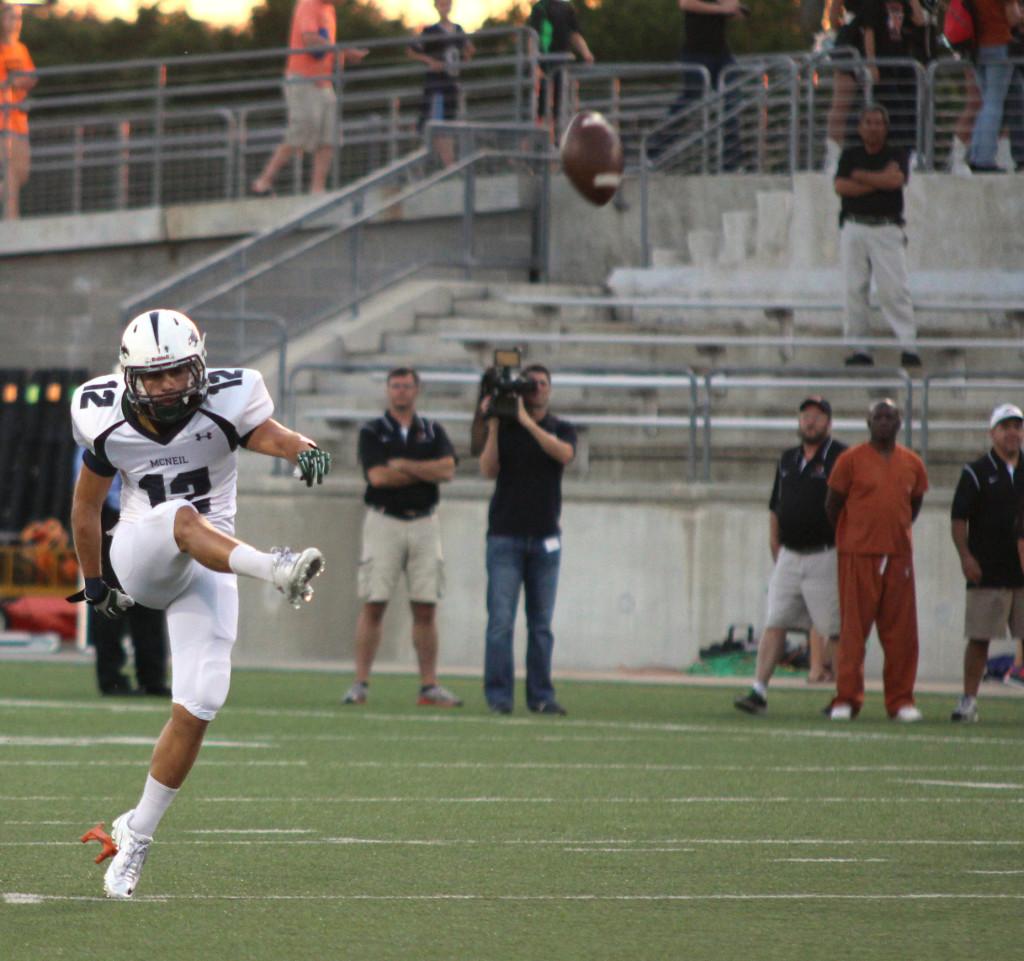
371, 505, 435, 521
785, 544, 833, 555
843, 214, 903, 227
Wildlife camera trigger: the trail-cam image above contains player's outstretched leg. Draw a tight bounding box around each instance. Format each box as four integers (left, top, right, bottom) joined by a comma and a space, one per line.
170, 506, 325, 609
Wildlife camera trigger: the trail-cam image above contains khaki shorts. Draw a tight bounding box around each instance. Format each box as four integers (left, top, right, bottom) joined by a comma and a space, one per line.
283, 79, 337, 152
357, 509, 444, 604
964, 587, 1024, 640
764, 546, 840, 637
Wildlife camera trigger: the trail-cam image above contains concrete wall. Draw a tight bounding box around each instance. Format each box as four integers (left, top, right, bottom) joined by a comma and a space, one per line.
232, 476, 994, 684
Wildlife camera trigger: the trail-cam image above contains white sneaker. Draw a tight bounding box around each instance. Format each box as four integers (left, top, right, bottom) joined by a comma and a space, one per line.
103, 810, 152, 899
829, 703, 852, 721
270, 546, 324, 609
950, 697, 978, 723
894, 704, 923, 723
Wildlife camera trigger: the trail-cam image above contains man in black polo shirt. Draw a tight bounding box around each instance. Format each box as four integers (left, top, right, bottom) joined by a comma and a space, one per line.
735, 396, 847, 715
835, 104, 919, 370
341, 367, 463, 708
949, 403, 1024, 722
479, 363, 576, 715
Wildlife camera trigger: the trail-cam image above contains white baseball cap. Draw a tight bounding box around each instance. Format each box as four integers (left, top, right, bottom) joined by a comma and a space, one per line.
990, 403, 1024, 429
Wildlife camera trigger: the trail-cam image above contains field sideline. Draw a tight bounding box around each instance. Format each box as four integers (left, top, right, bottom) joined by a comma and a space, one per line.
2, 661, 1022, 961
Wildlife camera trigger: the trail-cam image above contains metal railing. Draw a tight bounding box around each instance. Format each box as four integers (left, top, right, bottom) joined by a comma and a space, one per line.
920, 372, 1024, 464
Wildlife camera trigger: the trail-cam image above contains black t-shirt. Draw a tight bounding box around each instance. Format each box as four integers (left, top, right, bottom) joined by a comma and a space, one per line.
409, 22, 469, 93
769, 438, 848, 550
528, 0, 580, 55
837, 143, 908, 222
861, 0, 914, 57
951, 450, 1024, 588
358, 412, 456, 515
487, 413, 577, 538
682, 2, 731, 57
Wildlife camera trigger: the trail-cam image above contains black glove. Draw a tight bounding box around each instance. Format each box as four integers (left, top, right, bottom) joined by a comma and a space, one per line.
296, 447, 332, 487
67, 577, 135, 620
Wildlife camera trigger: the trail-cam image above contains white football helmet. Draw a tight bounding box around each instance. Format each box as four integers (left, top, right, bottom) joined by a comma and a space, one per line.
120, 309, 208, 424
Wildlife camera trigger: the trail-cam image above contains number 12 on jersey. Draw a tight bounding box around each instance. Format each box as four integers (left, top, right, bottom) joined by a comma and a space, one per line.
139, 467, 212, 514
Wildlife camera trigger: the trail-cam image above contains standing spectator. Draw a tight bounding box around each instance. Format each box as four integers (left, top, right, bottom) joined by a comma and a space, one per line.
407, 0, 475, 168
835, 104, 919, 369
1, 1, 37, 220
735, 397, 847, 715
823, 0, 866, 173
74, 449, 169, 697
341, 368, 462, 708
968, 0, 1024, 172
527, 0, 594, 135
250, 0, 368, 197
824, 398, 928, 721
478, 364, 576, 715
860, 0, 925, 153
949, 404, 1024, 722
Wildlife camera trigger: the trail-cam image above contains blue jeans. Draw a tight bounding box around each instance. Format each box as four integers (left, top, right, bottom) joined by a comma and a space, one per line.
484, 535, 561, 709
970, 45, 1024, 166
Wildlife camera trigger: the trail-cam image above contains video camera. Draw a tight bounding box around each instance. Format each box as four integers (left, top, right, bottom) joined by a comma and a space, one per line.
483, 348, 537, 421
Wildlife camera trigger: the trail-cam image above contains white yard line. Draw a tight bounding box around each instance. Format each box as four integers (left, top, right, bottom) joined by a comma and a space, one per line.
899, 779, 1024, 790
6, 891, 1024, 904
0, 736, 269, 748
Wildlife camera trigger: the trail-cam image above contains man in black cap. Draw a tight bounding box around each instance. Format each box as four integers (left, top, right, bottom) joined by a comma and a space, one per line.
735, 396, 847, 714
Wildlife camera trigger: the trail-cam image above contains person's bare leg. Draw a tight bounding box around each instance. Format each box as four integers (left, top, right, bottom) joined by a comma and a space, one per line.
353, 602, 386, 683
962, 639, 990, 698
411, 601, 438, 686
827, 71, 856, 147
252, 143, 297, 194
754, 627, 787, 687
310, 145, 332, 193
149, 703, 209, 789
808, 627, 834, 682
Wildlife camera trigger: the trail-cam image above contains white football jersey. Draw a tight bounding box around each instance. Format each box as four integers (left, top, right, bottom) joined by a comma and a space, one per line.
71, 368, 274, 534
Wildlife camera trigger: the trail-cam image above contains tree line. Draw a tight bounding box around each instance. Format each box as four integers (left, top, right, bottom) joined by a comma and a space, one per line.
23, 0, 808, 70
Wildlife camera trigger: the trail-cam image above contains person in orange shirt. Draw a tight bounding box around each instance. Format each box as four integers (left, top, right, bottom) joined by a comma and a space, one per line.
824, 399, 928, 721
251, 0, 368, 197
1, 2, 37, 220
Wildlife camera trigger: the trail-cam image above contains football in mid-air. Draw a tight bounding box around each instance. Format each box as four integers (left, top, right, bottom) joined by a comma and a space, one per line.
559, 111, 624, 207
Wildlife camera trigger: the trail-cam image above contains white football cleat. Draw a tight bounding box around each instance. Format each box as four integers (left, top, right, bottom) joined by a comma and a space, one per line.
894, 704, 923, 723
103, 810, 152, 899
829, 703, 852, 721
270, 546, 325, 609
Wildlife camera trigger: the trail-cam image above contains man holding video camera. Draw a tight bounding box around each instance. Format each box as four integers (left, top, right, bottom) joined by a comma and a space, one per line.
478, 357, 576, 715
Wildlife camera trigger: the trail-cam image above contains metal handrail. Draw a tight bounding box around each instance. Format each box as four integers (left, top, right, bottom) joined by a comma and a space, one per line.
704, 366, 913, 481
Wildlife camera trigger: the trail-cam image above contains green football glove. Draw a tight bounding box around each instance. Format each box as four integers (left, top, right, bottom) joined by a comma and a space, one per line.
296, 447, 331, 487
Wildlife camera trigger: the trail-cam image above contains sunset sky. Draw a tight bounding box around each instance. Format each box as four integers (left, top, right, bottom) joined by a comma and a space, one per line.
54, 1, 522, 31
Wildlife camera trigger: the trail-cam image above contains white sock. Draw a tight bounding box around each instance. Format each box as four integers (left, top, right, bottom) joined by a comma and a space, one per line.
228, 544, 275, 582
752, 681, 767, 698
129, 775, 179, 837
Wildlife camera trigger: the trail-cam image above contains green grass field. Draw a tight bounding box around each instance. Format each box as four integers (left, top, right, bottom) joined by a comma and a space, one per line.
2, 661, 1023, 961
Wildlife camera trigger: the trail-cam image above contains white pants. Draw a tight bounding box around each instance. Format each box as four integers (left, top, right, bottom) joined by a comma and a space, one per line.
110, 502, 238, 721
840, 221, 916, 353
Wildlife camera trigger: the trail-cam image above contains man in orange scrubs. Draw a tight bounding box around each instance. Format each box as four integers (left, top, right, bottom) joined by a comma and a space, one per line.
825, 399, 928, 721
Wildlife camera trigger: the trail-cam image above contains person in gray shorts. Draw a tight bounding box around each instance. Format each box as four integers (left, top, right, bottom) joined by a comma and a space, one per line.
341, 368, 463, 708
949, 403, 1024, 722
735, 396, 847, 715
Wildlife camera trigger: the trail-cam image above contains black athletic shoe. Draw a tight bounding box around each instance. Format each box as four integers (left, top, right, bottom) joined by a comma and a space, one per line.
734, 690, 767, 715
900, 351, 922, 368
489, 702, 513, 715
844, 352, 874, 367
528, 700, 567, 716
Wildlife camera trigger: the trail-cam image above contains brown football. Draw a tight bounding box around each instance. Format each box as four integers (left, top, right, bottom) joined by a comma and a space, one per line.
559, 111, 624, 207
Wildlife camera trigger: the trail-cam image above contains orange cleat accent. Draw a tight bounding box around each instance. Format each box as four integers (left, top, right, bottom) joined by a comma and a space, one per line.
80, 823, 119, 864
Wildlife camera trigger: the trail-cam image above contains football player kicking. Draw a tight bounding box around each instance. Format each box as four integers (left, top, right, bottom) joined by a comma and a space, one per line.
74, 309, 331, 899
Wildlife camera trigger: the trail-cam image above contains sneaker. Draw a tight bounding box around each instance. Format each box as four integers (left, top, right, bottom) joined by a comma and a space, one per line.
950, 697, 978, 723
489, 702, 512, 715
893, 704, 923, 723
528, 700, 567, 716
844, 352, 874, 367
734, 689, 767, 715
341, 681, 368, 706
417, 684, 463, 708
103, 810, 152, 899
1003, 666, 1024, 689
900, 351, 923, 368
829, 703, 853, 721
270, 546, 324, 609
